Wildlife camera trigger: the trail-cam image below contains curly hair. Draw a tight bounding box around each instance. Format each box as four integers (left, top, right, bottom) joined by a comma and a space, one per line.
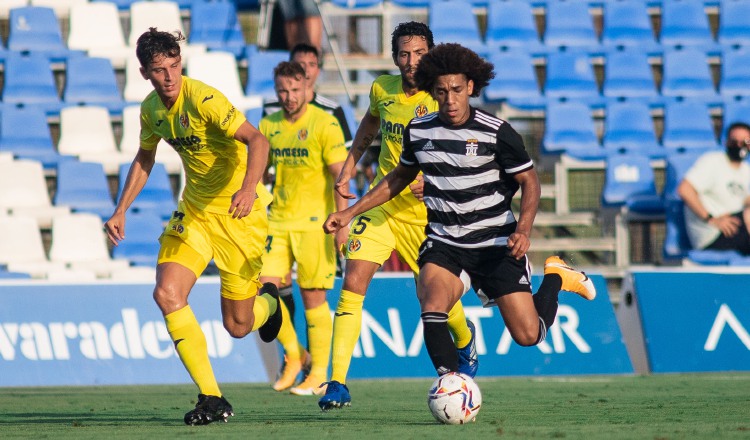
273, 61, 306, 80
414, 43, 495, 97
135, 27, 185, 67
391, 21, 434, 60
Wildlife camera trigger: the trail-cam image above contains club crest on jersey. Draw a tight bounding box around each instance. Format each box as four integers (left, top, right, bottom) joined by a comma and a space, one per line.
415, 103, 428, 118
347, 238, 362, 253
297, 129, 308, 141
179, 114, 190, 129
466, 139, 479, 156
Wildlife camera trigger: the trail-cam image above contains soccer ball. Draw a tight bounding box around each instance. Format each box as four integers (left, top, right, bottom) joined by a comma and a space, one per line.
427, 372, 482, 425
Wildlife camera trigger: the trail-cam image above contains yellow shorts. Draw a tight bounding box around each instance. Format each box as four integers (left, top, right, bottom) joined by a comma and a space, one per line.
158, 200, 268, 300
262, 223, 336, 290
344, 205, 426, 273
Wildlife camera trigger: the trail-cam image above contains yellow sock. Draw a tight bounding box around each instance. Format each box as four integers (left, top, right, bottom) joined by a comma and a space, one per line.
165, 305, 221, 397
305, 302, 332, 379
276, 300, 306, 361
447, 300, 472, 349
250, 292, 278, 332
330, 290, 364, 384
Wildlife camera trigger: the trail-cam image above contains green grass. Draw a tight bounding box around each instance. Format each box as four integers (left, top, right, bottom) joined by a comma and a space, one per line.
2, 374, 749, 439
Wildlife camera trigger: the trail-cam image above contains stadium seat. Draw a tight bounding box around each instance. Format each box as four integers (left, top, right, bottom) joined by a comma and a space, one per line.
718, 0, 750, 49
57, 106, 132, 174
719, 49, 750, 101
659, 0, 720, 54
485, 0, 545, 55
0, 106, 71, 169
601, 151, 663, 213
660, 48, 721, 105
542, 101, 604, 159
1, 51, 63, 116
603, 101, 663, 158
428, 0, 488, 57
54, 161, 116, 221
190, 0, 246, 58
245, 49, 292, 100
111, 211, 164, 267
91, 0, 138, 10
483, 50, 545, 111
661, 101, 720, 152
123, 55, 154, 103
722, 100, 750, 128
687, 249, 742, 265
601, 0, 660, 54
63, 57, 126, 115
602, 50, 661, 105
7, 6, 80, 61
0, 159, 70, 228
186, 51, 264, 112
544, 51, 603, 107
0, 0, 29, 19
662, 149, 703, 202
29, 0, 87, 18
49, 212, 130, 277
117, 162, 176, 220
128, 1, 184, 47
119, 105, 183, 174
0, 215, 66, 278
109, 265, 157, 281
543, 1, 601, 54
68, 2, 131, 69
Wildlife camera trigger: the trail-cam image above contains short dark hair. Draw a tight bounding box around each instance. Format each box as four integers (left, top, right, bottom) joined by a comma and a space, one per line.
726, 121, 750, 136
290, 43, 320, 63
135, 27, 185, 67
391, 21, 434, 60
273, 61, 306, 80
414, 43, 495, 98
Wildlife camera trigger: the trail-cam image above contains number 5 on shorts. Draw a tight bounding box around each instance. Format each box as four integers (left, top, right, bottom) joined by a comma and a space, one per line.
351, 216, 371, 235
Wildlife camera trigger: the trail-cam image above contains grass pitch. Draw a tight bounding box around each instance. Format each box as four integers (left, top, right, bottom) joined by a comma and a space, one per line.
2, 373, 749, 439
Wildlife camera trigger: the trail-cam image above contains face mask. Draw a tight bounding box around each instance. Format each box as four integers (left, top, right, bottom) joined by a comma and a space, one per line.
726, 140, 748, 162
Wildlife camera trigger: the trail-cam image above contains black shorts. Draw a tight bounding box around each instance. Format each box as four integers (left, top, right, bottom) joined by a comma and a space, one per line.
417, 238, 532, 307
706, 212, 750, 256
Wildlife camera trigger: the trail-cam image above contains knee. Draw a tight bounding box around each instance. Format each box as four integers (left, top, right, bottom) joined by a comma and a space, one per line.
153, 284, 185, 312
511, 328, 540, 347
224, 321, 253, 339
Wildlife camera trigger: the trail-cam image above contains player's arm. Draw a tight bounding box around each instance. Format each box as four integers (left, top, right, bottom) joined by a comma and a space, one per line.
104, 146, 157, 245
507, 168, 540, 260
678, 178, 739, 236
324, 163, 419, 234
231, 120, 271, 219
335, 111, 380, 199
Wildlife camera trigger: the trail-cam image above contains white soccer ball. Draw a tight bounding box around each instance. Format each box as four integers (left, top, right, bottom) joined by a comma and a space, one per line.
427, 372, 482, 425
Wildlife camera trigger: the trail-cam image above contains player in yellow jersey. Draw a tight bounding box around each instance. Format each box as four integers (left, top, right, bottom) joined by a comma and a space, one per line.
104, 28, 282, 426
318, 22, 477, 411
259, 61, 348, 395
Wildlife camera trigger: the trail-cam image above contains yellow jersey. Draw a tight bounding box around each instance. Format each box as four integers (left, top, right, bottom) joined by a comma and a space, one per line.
260, 105, 347, 231
140, 76, 272, 214
369, 74, 436, 225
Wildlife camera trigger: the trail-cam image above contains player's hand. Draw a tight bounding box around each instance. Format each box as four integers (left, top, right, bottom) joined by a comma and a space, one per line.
104, 211, 126, 246
334, 167, 356, 199
334, 225, 350, 257
409, 175, 424, 201
507, 231, 530, 260
712, 214, 741, 237
324, 211, 352, 234
229, 189, 257, 219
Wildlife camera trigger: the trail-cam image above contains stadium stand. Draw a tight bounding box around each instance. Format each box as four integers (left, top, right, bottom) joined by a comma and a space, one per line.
110, 211, 163, 267
601, 151, 662, 214
544, 51, 604, 107
189, 0, 246, 58
0, 0, 28, 20
123, 54, 154, 103
0, 106, 70, 169
63, 56, 126, 115
602, 101, 663, 158
600, 0, 660, 54
542, 101, 603, 160
91, 0, 139, 10
718, 0, 750, 49
483, 50, 545, 110
661, 101, 720, 151
67, 1, 131, 69
7, 6, 80, 61
428, 0, 488, 56
0, 159, 70, 228
485, 0, 545, 55
186, 50, 264, 112
0, 215, 66, 278
244, 48, 291, 100
117, 162, 176, 221
719, 48, 750, 101
54, 161, 116, 221
119, 105, 183, 174
543, 0, 601, 54
2, 51, 63, 116
659, 0, 720, 53
660, 48, 721, 105
29, 0, 87, 18
57, 106, 132, 174
601, 49, 661, 105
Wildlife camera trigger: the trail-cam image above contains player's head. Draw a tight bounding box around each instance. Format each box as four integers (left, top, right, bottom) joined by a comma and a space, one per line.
274, 61, 308, 119
725, 121, 750, 162
290, 43, 322, 87
415, 43, 495, 126
136, 28, 185, 105
391, 22, 434, 89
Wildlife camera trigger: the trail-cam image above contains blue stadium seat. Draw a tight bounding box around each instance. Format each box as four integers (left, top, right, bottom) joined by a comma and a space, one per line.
63, 56, 126, 115
662, 149, 703, 202
7, 6, 80, 61
543, 1, 601, 53
0, 106, 71, 169
722, 100, 750, 128
719, 49, 750, 102
601, 0, 660, 54
117, 162, 176, 221
483, 50, 545, 110
718, 0, 750, 49
544, 51, 603, 107
190, 1, 246, 58
602, 50, 661, 105
662, 101, 720, 152
601, 151, 663, 213
661, 150, 703, 259
603, 101, 663, 158
659, 0, 720, 54
428, 0, 488, 56
660, 48, 721, 105
687, 249, 742, 265
485, 0, 545, 55
1, 51, 63, 116
54, 160, 115, 221
542, 101, 604, 159
330, 0, 383, 7
245, 49, 290, 99
111, 211, 163, 267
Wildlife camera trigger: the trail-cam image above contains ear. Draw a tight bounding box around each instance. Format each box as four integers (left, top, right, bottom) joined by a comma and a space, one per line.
467, 79, 474, 96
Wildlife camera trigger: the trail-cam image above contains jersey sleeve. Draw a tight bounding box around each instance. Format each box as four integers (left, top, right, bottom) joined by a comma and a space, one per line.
139, 107, 160, 151
496, 122, 533, 175
368, 80, 381, 118
320, 115, 348, 166
399, 124, 418, 167
199, 88, 246, 138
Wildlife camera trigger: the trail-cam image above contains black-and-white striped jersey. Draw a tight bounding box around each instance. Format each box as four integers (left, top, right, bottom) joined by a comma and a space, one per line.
400, 107, 534, 248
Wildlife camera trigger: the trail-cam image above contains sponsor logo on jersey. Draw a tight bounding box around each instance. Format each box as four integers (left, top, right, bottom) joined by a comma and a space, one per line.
466, 139, 478, 156
423, 140, 434, 151
171, 224, 184, 234
383, 100, 395, 107
202, 94, 214, 103
166, 135, 203, 151
155, 119, 164, 126
271, 147, 310, 158
297, 128, 308, 141
518, 275, 529, 285
415, 103, 428, 118
347, 238, 362, 253
179, 113, 189, 129
221, 106, 236, 126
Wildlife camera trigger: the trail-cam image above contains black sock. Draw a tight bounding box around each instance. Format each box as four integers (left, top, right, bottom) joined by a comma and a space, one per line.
279, 284, 294, 322
422, 312, 458, 375
533, 273, 562, 331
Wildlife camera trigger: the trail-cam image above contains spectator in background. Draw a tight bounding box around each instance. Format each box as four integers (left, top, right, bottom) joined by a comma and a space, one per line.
678, 122, 750, 255
279, 0, 322, 51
